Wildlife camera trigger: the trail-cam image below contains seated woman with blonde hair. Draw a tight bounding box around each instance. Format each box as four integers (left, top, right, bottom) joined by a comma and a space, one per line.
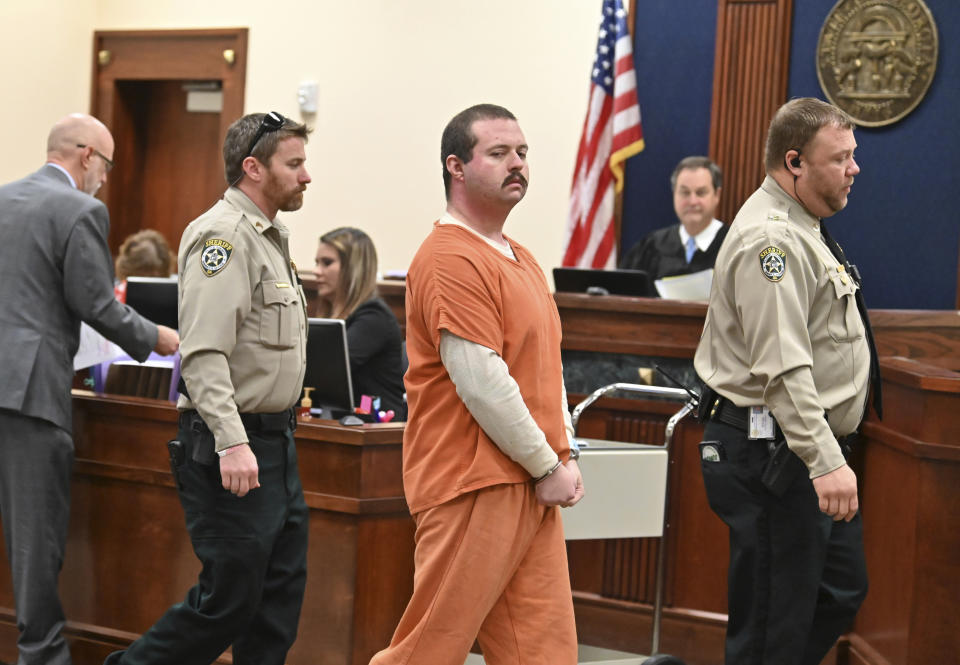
314, 227, 405, 419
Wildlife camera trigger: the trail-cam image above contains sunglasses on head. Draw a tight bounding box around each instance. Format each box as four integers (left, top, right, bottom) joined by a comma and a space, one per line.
243, 111, 286, 160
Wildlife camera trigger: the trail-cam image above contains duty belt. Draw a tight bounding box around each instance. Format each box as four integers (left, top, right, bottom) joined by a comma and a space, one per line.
708, 396, 859, 452
708, 396, 781, 439
239, 408, 297, 433
180, 408, 296, 434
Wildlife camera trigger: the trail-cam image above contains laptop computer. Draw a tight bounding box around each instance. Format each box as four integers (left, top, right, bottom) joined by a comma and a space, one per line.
552, 267, 655, 297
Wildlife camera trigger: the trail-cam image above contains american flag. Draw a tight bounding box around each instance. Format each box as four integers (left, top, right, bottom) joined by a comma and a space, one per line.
562, 0, 644, 268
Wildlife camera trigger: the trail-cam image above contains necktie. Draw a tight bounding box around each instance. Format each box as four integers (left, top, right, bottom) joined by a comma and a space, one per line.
820, 223, 882, 420
685, 236, 697, 263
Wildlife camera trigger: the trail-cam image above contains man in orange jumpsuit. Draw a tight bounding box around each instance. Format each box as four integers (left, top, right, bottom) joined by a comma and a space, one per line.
370, 104, 585, 665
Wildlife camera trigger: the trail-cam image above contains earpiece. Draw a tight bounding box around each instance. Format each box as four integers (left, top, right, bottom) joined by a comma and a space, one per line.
789, 149, 802, 169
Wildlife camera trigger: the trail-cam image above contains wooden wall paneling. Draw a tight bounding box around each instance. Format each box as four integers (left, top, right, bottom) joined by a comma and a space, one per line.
871, 310, 960, 371
910, 459, 960, 662
567, 540, 606, 594
709, 0, 793, 223
572, 597, 727, 665
666, 418, 730, 614
378, 281, 406, 329
98, 79, 147, 260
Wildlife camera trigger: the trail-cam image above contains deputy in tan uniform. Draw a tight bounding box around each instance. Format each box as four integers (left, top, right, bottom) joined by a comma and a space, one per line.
694, 98, 879, 665
104, 112, 312, 665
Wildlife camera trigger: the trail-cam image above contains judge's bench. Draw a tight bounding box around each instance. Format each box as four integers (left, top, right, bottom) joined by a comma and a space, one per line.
1, 281, 957, 665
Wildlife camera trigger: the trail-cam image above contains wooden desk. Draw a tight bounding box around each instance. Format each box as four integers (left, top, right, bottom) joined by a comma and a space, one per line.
0, 393, 413, 665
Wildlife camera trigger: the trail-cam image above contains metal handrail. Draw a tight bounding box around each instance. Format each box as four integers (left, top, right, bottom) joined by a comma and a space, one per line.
569, 381, 698, 656
571, 382, 690, 444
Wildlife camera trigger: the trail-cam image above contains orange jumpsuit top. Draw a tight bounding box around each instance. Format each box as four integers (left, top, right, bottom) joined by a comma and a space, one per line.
402, 222, 570, 514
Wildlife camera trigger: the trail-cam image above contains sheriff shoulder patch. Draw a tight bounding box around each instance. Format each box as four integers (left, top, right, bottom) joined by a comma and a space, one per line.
759, 246, 786, 282
200, 238, 234, 276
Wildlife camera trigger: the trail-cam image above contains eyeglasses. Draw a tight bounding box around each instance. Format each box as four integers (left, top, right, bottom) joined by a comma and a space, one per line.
76, 143, 114, 172
243, 111, 286, 160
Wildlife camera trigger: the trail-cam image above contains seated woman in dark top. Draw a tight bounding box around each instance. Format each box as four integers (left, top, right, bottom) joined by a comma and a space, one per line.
313, 227, 405, 419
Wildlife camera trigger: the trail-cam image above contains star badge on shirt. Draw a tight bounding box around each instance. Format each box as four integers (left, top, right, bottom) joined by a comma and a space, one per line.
201, 238, 234, 276
759, 246, 786, 282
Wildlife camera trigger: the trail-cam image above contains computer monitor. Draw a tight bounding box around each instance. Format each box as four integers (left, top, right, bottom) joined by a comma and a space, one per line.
125, 276, 179, 328
303, 318, 355, 418
552, 267, 655, 298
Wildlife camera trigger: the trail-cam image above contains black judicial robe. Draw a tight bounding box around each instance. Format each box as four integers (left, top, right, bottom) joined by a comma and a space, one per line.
619, 223, 729, 281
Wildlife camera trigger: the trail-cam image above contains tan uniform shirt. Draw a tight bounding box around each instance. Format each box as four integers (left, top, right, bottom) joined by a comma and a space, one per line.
176, 187, 307, 452
694, 176, 870, 478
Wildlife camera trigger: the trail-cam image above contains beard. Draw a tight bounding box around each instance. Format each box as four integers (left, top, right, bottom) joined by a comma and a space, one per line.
264, 171, 305, 212
822, 184, 851, 214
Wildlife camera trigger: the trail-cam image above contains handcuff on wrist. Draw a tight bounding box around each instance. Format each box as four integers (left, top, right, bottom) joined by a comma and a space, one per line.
532, 443, 581, 484
533, 460, 563, 484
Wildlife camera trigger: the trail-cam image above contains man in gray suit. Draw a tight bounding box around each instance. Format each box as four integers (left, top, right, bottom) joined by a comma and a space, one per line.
0, 113, 179, 665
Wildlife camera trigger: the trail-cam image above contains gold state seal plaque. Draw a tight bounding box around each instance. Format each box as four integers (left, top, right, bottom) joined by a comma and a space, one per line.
817, 0, 938, 127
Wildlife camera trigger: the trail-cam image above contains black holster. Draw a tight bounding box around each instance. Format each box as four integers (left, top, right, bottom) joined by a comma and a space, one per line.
760, 438, 807, 496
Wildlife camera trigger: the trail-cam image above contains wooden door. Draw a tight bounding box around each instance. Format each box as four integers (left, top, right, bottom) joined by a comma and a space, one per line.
91, 28, 247, 256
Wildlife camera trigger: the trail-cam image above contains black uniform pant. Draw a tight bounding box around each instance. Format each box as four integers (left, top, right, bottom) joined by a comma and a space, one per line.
106, 412, 309, 665
700, 421, 868, 665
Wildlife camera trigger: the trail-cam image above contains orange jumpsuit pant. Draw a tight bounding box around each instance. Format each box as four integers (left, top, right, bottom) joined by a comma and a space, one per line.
370, 482, 577, 665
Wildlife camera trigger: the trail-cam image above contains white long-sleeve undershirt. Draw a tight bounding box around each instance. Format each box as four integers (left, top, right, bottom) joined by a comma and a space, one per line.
440, 330, 574, 479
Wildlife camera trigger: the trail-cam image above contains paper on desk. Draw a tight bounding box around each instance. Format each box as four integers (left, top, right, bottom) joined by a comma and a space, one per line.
654, 268, 714, 301
73, 322, 123, 370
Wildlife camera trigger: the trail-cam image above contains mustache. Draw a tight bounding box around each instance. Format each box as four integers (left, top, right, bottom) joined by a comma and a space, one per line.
502, 173, 527, 188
